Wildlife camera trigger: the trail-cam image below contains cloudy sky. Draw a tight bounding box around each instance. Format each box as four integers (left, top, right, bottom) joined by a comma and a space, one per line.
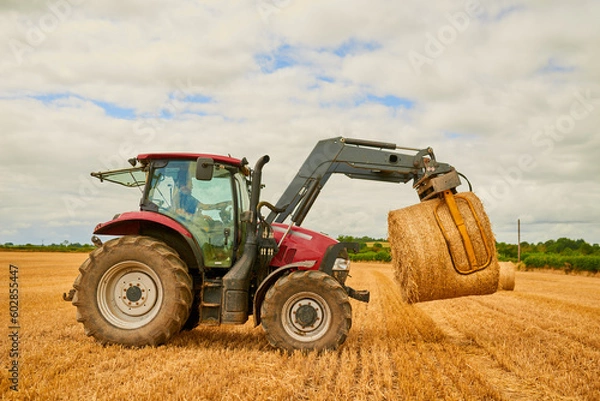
1, 0, 599, 246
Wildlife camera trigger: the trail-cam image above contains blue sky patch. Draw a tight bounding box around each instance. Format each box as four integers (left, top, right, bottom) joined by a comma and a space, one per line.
30, 93, 136, 119
159, 108, 173, 119
307, 76, 336, 90
181, 110, 208, 118
363, 94, 415, 109
181, 94, 212, 103
91, 100, 136, 120
317, 76, 335, 83
537, 58, 576, 75
255, 39, 381, 74
31, 93, 71, 104
168, 91, 212, 103
256, 44, 297, 73
30, 92, 212, 120
332, 38, 380, 57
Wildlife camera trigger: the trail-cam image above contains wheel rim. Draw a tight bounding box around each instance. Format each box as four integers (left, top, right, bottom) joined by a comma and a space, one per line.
282, 291, 331, 342
97, 260, 163, 329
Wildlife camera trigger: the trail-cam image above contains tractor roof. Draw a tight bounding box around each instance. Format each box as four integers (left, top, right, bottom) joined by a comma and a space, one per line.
137, 153, 244, 167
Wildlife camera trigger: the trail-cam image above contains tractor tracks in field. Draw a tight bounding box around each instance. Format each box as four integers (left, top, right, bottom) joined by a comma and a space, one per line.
350, 272, 403, 398
469, 293, 600, 353
348, 265, 597, 400
500, 291, 600, 349
417, 301, 573, 401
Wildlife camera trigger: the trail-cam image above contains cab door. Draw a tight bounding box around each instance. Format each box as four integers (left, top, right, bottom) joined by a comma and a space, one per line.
187, 166, 236, 268
146, 160, 237, 268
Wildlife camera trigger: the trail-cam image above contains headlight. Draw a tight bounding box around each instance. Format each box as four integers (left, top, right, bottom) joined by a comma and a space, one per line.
332, 257, 350, 271
331, 257, 350, 285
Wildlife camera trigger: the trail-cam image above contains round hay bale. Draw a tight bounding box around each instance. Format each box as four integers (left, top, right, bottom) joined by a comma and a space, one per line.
388, 191, 500, 303
498, 262, 516, 291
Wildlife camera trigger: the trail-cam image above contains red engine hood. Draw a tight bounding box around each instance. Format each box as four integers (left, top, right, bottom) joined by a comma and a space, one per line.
270, 223, 338, 269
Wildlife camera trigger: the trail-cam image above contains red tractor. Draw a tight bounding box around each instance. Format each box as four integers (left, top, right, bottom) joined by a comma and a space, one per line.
65, 137, 462, 351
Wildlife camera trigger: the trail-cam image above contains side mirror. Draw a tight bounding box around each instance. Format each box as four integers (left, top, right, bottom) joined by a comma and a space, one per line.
196, 157, 214, 181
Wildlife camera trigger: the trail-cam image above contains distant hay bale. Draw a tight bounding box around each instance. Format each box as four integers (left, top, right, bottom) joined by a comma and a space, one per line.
498, 262, 516, 291
388, 191, 500, 303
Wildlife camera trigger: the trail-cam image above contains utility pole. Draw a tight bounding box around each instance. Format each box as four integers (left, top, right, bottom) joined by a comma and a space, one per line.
517, 219, 521, 263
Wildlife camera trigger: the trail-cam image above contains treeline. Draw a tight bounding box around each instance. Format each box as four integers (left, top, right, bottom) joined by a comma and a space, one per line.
497, 237, 600, 273
340, 235, 600, 273
337, 235, 392, 262
497, 238, 600, 258
0, 242, 95, 253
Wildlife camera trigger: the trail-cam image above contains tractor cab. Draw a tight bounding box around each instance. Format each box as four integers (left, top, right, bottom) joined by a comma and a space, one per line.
91, 154, 251, 269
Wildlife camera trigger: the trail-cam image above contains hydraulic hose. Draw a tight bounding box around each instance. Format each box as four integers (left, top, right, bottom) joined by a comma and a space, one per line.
457, 172, 473, 192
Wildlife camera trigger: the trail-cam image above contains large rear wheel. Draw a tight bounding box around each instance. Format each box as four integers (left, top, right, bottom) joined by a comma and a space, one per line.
72, 236, 193, 347
261, 270, 352, 352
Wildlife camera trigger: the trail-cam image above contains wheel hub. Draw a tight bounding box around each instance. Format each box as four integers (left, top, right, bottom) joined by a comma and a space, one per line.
287, 296, 327, 338
113, 272, 158, 317
295, 304, 319, 328
126, 285, 143, 302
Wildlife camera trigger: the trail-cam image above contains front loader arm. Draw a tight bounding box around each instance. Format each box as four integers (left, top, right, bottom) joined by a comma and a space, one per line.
266, 137, 460, 226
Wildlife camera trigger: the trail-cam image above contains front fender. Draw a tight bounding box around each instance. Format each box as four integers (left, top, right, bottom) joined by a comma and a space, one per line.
253, 261, 317, 327
253, 241, 358, 327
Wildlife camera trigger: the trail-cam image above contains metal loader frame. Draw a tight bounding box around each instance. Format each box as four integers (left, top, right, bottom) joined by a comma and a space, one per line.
266, 136, 460, 228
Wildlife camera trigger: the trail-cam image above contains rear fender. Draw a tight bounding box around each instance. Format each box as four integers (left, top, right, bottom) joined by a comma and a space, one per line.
93, 211, 204, 271
94, 211, 192, 237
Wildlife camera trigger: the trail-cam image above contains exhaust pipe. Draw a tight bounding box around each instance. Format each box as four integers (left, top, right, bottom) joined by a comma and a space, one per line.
221, 155, 270, 324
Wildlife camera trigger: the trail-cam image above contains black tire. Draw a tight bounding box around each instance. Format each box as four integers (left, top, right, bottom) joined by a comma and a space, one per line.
260, 270, 352, 352
181, 292, 201, 331
72, 236, 193, 347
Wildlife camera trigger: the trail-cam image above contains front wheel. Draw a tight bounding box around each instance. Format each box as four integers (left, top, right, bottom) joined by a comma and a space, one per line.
72, 236, 193, 347
261, 270, 352, 352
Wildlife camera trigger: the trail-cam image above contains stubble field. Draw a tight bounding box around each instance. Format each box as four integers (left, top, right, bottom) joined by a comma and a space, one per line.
1, 251, 599, 400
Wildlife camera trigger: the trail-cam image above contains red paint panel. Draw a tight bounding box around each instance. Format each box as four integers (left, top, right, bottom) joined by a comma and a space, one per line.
94, 211, 193, 238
